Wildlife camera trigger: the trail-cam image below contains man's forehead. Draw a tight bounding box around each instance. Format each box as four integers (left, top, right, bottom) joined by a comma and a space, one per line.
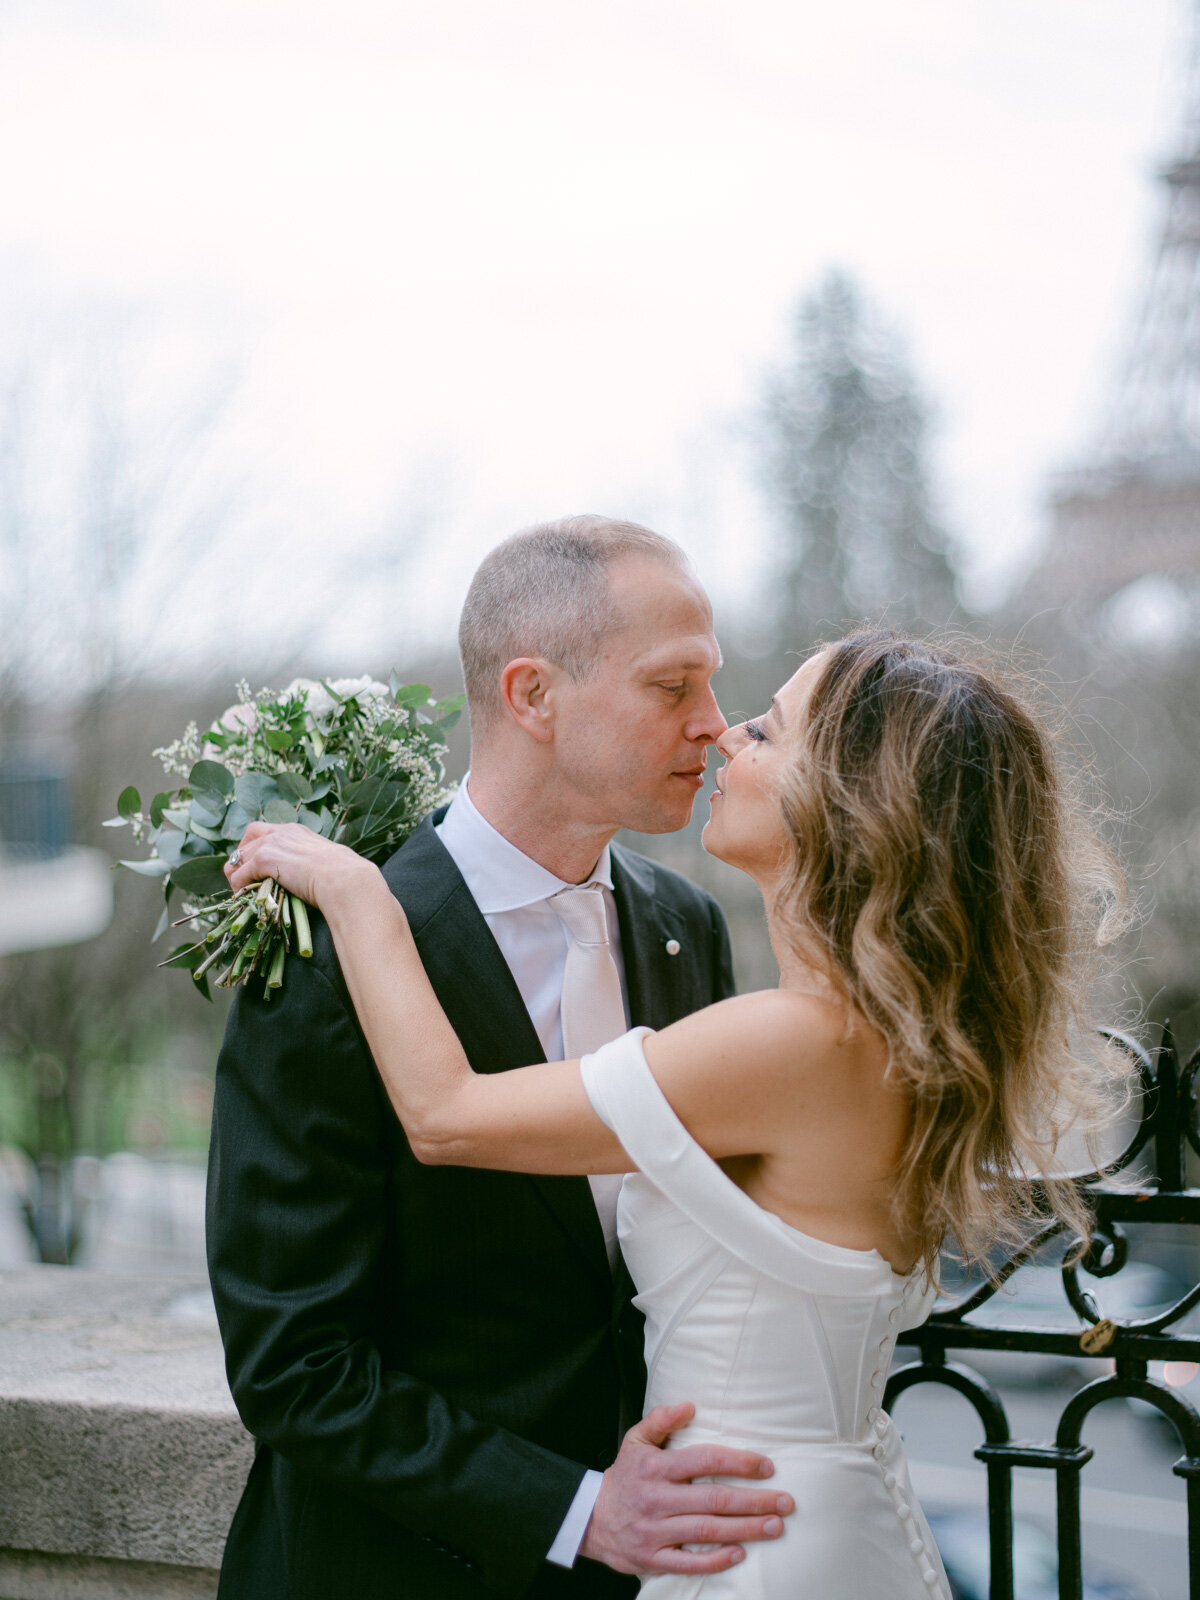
630, 635, 723, 674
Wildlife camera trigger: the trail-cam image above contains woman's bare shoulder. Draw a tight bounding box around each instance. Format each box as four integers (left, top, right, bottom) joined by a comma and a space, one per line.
654, 987, 864, 1072
642, 988, 881, 1159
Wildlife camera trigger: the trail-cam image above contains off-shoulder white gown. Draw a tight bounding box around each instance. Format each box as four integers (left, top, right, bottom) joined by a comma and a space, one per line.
580, 1028, 950, 1600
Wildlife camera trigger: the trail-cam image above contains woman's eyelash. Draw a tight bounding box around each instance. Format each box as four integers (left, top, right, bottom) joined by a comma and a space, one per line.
745, 720, 767, 742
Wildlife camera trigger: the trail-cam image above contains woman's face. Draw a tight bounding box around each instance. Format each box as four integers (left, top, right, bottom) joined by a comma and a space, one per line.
701, 651, 826, 884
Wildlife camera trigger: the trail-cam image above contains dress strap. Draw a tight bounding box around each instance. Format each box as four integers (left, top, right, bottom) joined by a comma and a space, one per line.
580, 1028, 901, 1297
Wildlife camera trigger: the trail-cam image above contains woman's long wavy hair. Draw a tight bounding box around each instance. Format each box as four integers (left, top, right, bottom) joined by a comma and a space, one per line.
774, 630, 1130, 1278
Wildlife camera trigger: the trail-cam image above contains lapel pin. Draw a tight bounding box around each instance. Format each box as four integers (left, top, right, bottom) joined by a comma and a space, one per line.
665, 939, 681, 956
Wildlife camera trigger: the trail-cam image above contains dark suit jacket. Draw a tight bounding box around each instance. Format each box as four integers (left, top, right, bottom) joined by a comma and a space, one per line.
207, 812, 736, 1600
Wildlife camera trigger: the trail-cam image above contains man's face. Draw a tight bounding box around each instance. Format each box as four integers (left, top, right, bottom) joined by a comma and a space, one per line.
547, 556, 726, 834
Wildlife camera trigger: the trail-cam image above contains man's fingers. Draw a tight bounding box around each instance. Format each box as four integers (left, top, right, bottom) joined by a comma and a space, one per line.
649, 1545, 746, 1576
660, 1444, 775, 1482
631, 1401, 695, 1449
668, 1514, 785, 1547
659, 1483, 794, 1518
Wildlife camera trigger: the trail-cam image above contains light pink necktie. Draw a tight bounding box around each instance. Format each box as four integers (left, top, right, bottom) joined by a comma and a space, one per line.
550, 882, 627, 1267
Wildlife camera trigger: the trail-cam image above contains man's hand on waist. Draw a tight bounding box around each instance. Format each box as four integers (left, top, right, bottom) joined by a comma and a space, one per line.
578, 1401, 794, 1578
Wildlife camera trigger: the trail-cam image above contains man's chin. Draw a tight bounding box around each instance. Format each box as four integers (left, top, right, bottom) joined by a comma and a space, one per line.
618, 798, 697, 836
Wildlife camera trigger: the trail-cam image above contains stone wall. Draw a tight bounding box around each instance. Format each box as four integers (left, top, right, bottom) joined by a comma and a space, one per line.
0, 1267, 253, 1600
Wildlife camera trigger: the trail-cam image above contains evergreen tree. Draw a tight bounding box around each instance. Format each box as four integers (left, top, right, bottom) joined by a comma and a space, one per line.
760, 270, 959, 639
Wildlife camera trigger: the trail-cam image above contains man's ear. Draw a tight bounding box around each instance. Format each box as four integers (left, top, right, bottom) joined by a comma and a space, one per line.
499, 658, 559, 743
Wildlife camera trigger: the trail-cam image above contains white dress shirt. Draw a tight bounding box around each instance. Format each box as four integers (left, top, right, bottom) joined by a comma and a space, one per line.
435, 777, 626, 1568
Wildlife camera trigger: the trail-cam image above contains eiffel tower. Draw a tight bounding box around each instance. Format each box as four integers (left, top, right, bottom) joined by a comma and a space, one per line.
1030, 2, 1200, 618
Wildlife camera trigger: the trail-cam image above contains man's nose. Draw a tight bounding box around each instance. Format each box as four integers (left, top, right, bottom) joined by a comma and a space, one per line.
689, 686, 727, 744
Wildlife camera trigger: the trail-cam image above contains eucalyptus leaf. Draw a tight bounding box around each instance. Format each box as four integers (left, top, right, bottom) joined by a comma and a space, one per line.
154, 831, 189, 870
152, 832, 188, 870
392, 683, 432, 708
163, 806, 192, 831
297, 805, 330, 833
186, 818, 226, 844
118, 785, 141, 820
118, 856, 171, 877
234, 771, 282, 818
275, 771, 313, 803
101, 815, 129, 828
189, 796, 227, 831
264, 728, 294, 752
221, 801, 255, 840
171, 854, 231, 897
150, 791, 173, 828
189, 760, 234, 797
263, 799, 300, 824
152, 903, 171, 943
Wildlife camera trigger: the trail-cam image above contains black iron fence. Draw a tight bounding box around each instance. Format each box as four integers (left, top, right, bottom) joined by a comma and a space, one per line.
889, 1023, 1200, 1600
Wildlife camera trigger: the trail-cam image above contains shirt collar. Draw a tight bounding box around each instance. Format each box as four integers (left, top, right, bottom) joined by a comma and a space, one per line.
437, 773, 614, 914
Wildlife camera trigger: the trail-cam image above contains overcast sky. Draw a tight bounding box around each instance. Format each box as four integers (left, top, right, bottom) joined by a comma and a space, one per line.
0, 0, 1187, 668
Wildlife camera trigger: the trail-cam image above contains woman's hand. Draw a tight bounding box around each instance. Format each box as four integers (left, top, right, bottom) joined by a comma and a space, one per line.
225, 821, 380, 914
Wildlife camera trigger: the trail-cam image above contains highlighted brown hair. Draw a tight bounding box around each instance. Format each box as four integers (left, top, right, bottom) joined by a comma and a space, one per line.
776, 630, 1128, 1277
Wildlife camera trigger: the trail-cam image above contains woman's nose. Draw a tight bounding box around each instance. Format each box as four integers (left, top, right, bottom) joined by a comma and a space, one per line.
715, 724, 739, 759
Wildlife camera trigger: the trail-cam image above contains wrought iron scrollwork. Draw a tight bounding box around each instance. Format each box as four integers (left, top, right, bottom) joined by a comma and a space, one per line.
890, 1021, 1200, 1600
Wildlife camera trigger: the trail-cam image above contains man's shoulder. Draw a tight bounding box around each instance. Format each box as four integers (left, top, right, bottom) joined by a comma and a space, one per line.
287, 816, 458, 989
611, 840, 724, 924
377, 811, 467, 933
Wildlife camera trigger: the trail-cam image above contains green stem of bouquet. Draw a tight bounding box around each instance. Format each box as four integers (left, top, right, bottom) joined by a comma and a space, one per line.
290, 895, 313, 958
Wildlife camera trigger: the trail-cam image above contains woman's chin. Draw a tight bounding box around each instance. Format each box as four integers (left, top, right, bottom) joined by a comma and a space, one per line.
700, 816, 730, 865
701, 821, 764, 888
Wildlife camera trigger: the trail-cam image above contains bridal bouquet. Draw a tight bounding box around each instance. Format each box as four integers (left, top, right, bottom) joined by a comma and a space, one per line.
108, 674, 462, 999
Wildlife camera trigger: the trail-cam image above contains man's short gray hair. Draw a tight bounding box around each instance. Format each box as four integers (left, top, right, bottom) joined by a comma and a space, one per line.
458, 514, 691, 731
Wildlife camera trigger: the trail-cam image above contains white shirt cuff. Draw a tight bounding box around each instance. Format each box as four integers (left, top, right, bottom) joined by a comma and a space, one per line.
546, 1469, 604, 1568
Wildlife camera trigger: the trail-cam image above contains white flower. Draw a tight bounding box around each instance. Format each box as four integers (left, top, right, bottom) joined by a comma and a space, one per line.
279, 676, 389, 721
281, 677, 335, 717
328, 676, 390, 703
217, 702, 259, 734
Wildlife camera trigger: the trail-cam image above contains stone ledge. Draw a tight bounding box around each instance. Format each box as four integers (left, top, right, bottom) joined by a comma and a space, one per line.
0, 1550, 217, 1600
0, 1267, 252, 1586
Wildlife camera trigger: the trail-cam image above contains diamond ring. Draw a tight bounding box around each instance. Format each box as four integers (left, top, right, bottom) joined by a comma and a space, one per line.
228, 846, 243, 868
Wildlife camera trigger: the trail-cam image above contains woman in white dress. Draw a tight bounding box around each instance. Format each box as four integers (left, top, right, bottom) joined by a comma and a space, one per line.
226, 630, 1123, 1599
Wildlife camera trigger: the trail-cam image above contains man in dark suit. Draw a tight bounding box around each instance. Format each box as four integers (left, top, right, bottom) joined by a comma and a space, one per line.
207, 516, 792, 1599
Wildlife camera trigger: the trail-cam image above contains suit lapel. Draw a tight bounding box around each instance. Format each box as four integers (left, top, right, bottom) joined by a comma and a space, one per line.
388, 817, 545, 1076
611, 844, 695, 1032
384, 816, 611, 1284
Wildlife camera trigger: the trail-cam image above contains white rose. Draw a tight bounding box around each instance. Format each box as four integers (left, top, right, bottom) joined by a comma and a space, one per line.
282, 677, 336, 717
328, 675, 390, 702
